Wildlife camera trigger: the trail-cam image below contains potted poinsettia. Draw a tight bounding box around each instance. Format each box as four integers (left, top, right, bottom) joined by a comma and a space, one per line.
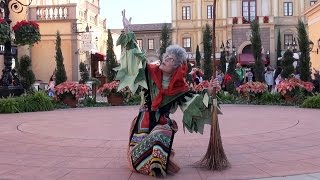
232, 17, 238, 24
236, 82, 268, 101
192, 80, 221, 94
13, 20, 41, 46
193, 80, 210, 93
0, 18, 10, 44
276, 78, 314, 102
263, 16, 269, 23
97, 80, 130, 105
54, 81, 90, 107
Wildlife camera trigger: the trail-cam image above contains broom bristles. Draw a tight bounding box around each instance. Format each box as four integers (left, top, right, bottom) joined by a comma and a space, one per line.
195, 105, 230, 171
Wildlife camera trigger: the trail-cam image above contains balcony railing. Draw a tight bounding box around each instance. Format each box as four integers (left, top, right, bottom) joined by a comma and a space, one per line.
228, 16, 274, 25
29, 4, 77, 21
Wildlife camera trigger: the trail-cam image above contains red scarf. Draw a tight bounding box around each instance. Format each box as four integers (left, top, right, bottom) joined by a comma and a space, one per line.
148, 63, 189, 110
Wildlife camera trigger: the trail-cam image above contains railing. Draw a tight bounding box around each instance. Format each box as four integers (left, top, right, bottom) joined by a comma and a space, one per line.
228, 16, 274, 25
29, 4, 77, 21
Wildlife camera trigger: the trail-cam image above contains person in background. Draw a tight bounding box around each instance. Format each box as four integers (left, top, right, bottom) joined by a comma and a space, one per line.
264, 66, 274, 92
194, 70, 203, 85
47, 76, 55, 97
235, 63, 245, 86
293, 69, 300, 79
245, 68, 254, 83
274, 67, 282, 92
313, 68, 320, 92
217, 69, 224, 87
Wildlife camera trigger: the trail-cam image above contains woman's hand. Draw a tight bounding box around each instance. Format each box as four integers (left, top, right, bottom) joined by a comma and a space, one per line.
122, 9, 132, 33
207, 77, 221, 96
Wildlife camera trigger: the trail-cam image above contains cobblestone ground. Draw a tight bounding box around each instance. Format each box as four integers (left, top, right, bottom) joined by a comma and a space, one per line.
0, 105, 320, 180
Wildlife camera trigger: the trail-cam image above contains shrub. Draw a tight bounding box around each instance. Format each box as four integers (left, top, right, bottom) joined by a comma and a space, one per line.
27, 91, 54, 111
256, 92, 282, 105
0, 18, 10, 44
17, 55, 36, 91
125, 94, 141, 105
0, 96, 19, 113
0, 91, 54, 113
217, 91, 236, 104
301, 95, 320, 109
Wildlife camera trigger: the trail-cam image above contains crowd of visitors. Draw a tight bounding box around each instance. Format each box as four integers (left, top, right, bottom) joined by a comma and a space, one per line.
188, 62, 320, 94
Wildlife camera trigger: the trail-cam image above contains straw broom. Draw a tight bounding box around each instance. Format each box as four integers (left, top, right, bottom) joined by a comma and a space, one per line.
196, 0, 230, 171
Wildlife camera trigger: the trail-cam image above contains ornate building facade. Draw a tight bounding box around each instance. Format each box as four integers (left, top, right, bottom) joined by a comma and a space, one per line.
304, 1, 320, 73
0, 0, 107, 83
129, 23, 172, 63
171, 0, 318, 67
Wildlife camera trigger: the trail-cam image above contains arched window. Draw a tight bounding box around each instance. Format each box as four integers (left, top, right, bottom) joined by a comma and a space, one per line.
242, 0, 256, 22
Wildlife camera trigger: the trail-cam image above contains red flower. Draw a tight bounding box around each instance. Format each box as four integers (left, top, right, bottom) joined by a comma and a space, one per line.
236, 82, 268, 94
54, 82, 90, 100
97, 81, 130, 97
263, 16, 269, 23
12, 20, 41, 46
276, 78, 314, 96
232, 17, 238, 24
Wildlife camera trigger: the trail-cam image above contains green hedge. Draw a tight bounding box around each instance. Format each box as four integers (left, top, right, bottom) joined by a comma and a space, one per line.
0, 91, 54, 113
301, 95, 320, 109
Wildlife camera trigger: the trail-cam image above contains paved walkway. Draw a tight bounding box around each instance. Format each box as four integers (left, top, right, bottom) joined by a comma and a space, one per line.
0, 105, 320, 180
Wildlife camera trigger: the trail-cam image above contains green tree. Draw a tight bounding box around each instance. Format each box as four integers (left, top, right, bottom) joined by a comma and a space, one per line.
281, 49, 295, 78
54, 31, 67, 85
79, 62, 89, 84
186, 59, 193, 85
276, 30, 282, 67
250, 20, 265, 82
159, 23, 171, 61
277, 30, 282, 59
226, 55, 238, 93
195, 44, 201, 67
297, 19, 311, 81
106, 29, 118, 82
220, 50, 227, 74
202, 23, 212, 80
17, 55, 35, 91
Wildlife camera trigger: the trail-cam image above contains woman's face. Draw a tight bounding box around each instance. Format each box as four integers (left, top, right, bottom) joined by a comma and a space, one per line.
160, 53, 176, 75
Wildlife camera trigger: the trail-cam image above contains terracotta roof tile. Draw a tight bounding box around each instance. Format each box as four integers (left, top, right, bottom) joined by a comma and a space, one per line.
129, 23, 172, 31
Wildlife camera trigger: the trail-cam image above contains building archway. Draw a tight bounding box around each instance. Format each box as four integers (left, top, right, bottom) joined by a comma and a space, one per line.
238, 41, 267, 66
237, 41, 252, 54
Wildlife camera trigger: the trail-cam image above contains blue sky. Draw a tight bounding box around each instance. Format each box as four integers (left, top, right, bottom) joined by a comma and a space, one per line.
100, 0, 172, 29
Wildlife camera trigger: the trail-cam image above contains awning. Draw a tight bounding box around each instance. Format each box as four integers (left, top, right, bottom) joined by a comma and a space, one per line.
92, 53, 106, 61
239, 53, 268, 65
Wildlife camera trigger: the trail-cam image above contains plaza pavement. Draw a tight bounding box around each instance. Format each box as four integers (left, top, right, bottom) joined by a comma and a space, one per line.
0, 105, 320, 180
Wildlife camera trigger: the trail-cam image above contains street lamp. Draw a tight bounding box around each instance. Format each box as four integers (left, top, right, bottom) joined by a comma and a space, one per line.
0, 0, 33, 97
292, 38, 297, 52
220, 40, 236, 73
309, 39, 320, 54
309, 40, 314, 52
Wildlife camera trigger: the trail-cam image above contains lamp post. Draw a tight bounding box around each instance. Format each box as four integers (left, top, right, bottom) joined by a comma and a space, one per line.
0, 0, 32, 97
220, 40, 236, 73
220, 40, 236, 60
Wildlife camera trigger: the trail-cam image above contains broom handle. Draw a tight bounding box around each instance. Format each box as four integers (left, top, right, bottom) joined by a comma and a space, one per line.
212, 0, 217, 99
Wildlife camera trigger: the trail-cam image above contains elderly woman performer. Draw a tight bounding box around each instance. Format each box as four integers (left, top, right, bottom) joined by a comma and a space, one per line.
116, 11, 221, 177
